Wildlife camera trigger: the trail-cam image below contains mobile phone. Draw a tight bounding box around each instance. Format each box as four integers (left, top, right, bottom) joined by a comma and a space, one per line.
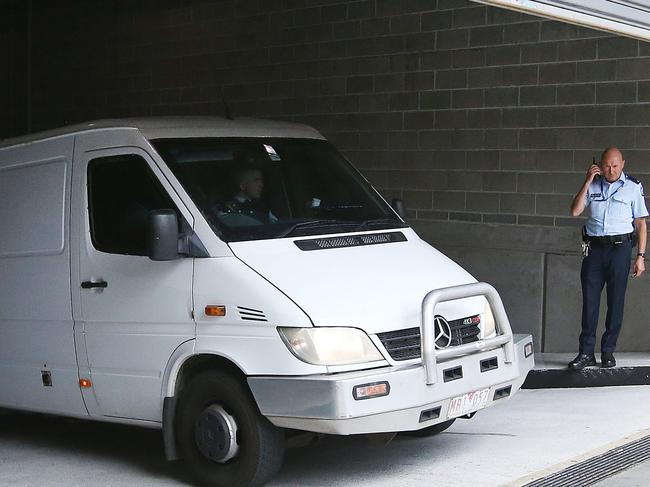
592, 156, 600, 180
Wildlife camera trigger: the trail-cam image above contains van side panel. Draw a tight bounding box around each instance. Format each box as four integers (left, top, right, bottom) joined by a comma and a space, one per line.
0, 137, 87, 415
0, 160, 66, 257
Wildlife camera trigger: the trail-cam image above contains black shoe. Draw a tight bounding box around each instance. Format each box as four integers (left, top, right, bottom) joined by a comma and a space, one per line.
601, 352, 616, 368
568, 353, 596, 370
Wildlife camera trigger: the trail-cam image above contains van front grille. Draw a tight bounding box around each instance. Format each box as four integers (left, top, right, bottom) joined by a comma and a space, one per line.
377, 315, 481, 361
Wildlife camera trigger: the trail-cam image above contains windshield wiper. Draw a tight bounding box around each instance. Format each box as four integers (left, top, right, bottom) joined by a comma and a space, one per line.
276, 219, 356, 238
354, 218, 404, 231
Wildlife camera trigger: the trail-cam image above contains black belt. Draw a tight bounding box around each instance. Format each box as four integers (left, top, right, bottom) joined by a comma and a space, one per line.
586, 233, 633, 245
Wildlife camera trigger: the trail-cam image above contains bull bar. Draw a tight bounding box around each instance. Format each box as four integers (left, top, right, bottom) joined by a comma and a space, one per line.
422, 282, 514, 385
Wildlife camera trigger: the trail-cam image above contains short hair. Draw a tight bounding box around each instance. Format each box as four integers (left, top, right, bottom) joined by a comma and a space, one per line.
236, 167, 261, 185
231, 151, 263, 186
601, 147, 623, 161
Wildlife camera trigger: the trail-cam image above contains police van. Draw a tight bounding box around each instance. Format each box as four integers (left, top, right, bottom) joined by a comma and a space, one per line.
0, 117, 534, 486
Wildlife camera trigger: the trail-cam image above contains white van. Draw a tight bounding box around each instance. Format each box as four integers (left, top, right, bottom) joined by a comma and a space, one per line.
0, 117, 534, 486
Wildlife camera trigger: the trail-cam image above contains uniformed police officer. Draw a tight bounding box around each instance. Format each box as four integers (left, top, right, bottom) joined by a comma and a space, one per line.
568, 147, 648, 370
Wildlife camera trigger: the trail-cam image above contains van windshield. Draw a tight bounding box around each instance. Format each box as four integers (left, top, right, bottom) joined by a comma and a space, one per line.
152, 138, 405, 242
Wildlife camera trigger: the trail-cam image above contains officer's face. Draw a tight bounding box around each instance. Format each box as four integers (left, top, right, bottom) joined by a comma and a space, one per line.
600, 151, 625, 183
240, 170, 264, 199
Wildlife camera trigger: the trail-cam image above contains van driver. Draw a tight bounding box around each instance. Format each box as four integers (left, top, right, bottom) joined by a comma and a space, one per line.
222, 167, 278, 224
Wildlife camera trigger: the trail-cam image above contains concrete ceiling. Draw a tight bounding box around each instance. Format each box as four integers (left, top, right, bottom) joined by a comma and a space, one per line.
472, 0, 650, 41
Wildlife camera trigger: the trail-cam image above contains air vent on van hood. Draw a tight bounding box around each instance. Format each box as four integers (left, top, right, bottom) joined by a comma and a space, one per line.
294, 231, 407, 251
237, 306, 268, 322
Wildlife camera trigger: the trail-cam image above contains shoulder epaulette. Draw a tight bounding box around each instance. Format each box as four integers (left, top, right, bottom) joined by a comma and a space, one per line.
626, 174, 641, 184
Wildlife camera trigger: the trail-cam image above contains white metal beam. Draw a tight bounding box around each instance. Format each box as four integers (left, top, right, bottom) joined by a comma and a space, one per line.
471, 0, 650, 41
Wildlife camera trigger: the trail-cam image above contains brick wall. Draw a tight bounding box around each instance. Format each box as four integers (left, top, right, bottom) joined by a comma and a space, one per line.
20, 0, 650, 232
0, 1, 27, 138
5, 0, 650, 350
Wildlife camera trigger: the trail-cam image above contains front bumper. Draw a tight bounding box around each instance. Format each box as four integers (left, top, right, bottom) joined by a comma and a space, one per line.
248, 333, 534, 435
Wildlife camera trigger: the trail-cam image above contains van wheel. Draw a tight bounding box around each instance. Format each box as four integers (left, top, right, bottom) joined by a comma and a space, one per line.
177, 370, 284, 487
403, 419, 456, 437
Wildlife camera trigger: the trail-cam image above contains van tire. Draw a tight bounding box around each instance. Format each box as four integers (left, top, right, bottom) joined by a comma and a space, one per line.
403, 418, 456, 438
176, 370, 284, 487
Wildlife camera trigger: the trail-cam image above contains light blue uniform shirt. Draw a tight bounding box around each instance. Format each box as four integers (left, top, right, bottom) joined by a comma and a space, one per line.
584, 171, 649, 236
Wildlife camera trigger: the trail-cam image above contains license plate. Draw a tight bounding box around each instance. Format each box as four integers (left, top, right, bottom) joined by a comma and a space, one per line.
447, 388, 491, 419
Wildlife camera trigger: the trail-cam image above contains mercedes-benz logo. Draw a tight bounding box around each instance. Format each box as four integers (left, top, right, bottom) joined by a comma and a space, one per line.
434, 315, 452, 349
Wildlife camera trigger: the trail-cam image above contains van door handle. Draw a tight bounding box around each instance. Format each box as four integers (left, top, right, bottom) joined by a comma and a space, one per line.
81, 280, 108, 289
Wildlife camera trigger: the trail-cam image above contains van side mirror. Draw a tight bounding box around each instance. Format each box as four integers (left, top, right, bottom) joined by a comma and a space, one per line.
391, 198, 407, 222
148, 209, 179, 261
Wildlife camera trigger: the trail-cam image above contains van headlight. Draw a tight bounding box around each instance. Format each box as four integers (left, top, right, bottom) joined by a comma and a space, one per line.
278, 327, 384, 365
480, 302, 496, 337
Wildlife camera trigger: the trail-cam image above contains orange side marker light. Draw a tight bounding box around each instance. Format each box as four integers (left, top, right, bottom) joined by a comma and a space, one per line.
205, 305, 226, 317
79, 378, 92, 388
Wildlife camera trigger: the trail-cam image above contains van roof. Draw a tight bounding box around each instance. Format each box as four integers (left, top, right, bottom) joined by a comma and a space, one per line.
0, 116, 325, 149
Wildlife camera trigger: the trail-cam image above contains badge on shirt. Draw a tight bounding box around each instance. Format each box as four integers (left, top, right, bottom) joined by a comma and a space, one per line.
590, 193, 602, 198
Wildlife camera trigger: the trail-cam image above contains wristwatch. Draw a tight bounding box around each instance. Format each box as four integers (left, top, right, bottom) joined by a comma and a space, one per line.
638, 252, 646, 259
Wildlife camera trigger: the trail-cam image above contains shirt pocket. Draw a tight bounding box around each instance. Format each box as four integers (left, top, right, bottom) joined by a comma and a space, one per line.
610, 195, 631, 218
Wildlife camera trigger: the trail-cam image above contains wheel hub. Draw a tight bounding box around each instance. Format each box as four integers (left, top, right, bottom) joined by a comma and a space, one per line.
194, 404, 240, 463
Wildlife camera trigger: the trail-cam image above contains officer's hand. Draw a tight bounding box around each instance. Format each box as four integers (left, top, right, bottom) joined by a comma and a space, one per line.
587, 163, 601, 182
633, 257, 645, 278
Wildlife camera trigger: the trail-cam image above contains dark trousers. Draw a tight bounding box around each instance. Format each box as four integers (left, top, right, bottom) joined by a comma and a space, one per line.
579, 240, 632, 354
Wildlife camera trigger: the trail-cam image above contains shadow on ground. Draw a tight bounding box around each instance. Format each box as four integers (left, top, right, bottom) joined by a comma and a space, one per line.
0, 409, 457, 486
0, 410, 191, 484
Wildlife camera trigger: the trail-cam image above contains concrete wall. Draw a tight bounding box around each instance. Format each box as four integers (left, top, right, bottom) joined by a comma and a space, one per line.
2, 0, 650, 351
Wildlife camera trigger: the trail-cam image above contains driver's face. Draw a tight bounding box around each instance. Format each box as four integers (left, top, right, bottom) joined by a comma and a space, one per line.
240, 170, 264, 199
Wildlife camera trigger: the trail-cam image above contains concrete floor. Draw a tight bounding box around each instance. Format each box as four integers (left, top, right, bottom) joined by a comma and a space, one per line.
592, 460, 650, 487
1, 386, 649, 486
